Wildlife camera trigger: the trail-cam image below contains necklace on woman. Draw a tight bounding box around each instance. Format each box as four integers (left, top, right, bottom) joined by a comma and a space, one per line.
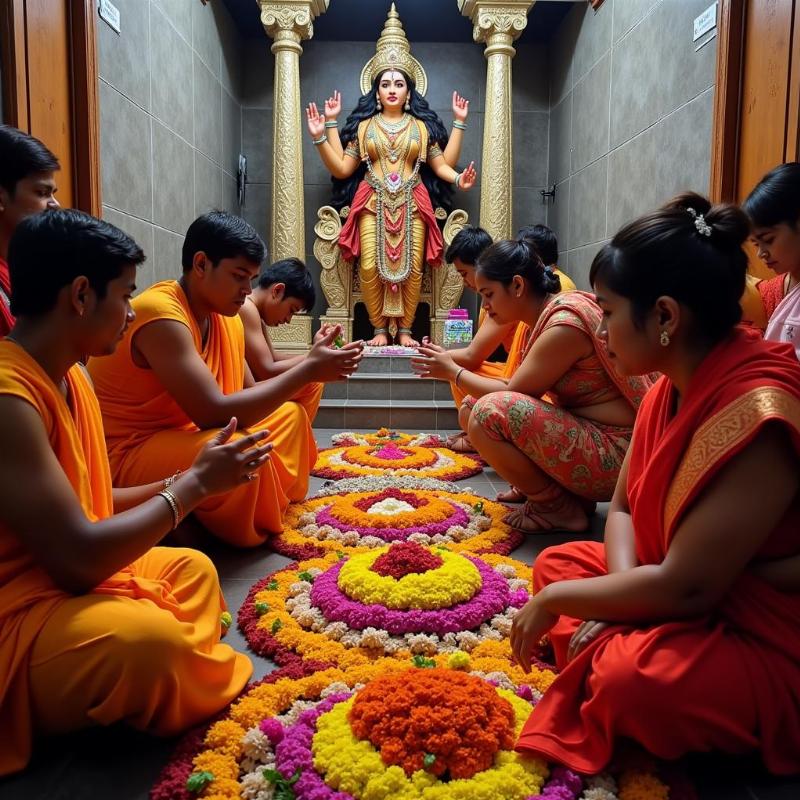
376, 113, 410, 136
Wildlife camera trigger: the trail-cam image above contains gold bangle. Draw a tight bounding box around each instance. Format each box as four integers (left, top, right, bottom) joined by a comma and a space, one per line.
158, 489, 183, 530
454, 367, 466, 388
163, 469, 182, 490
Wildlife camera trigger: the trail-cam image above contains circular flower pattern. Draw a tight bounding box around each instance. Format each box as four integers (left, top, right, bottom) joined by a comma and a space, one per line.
331, 429, 444, 448
312, 444, 482, 481
238, 547, 547, 678
151, 663, 678, 800
271, 488, 522, 560
314, 474, 464, 498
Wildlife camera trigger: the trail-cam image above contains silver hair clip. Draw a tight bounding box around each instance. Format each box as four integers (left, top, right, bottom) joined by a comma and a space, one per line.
686, 207, 712, 237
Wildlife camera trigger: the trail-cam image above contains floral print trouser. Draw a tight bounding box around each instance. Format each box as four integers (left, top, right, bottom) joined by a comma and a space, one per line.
468, 391, 632, 501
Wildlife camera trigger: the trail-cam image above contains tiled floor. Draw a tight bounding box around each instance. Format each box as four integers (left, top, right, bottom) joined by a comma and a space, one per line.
1, 429, 798, 799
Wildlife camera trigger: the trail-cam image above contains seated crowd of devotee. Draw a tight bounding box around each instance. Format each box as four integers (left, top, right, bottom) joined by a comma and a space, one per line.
0, 209, 264, 775
511, 192, 800, 774
1, 119, 800, 781
413, 237, 652, 533
87, 211, 363, 548
434, 223, 576, 455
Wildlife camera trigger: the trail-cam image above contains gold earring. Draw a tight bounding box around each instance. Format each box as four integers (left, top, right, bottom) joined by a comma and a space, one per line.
404, 99, 410, 111
376, 97, 382, 110
660, 330, 670, 347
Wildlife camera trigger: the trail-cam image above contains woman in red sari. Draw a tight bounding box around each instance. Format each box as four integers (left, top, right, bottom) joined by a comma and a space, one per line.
413, 238, 652, 532
512, 192, 800, 774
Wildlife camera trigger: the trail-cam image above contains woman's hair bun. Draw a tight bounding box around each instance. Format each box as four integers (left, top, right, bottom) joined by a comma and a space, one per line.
665, 191, 750, 251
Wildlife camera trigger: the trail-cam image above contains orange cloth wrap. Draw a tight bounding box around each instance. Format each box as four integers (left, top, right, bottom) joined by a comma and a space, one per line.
88, 281, 317, 546
0, 341, 251, 776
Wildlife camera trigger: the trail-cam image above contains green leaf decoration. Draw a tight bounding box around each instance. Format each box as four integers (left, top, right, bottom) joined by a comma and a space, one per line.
336, 551, 346, 560
411, 654, 436, 668
298, 571, 315, 583
267, 579, 279, 590
186, 770, 214, 793
271, 618, 283, 634
220, 611, 232, 628
473, 500, 485, 513
255, 601, 270, 615
263, 767, 302, 800
423, 753, 436, 769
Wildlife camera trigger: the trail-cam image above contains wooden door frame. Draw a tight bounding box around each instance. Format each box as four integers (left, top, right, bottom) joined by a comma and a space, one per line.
711, 0, 800, 202
0, 0, 101, 216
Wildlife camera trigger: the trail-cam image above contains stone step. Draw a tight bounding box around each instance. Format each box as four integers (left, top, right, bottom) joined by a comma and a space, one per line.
315, 398, 458, 431
323, 373, 455, 402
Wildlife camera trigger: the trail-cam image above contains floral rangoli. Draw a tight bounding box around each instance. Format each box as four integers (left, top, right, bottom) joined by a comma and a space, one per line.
312, 442, 482, 481
270, 487, 522, 560
152, 662, 681, 800
239, 543, 544, 675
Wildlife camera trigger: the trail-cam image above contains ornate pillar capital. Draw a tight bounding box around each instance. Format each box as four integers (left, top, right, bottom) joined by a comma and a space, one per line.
457, 0, 534, 240
458, 0, 534, 50
258, 1, 329, 47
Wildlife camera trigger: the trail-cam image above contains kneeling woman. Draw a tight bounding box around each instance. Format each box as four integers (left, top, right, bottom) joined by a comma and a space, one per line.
512, 193, 800, 774
414, 239, 652, 532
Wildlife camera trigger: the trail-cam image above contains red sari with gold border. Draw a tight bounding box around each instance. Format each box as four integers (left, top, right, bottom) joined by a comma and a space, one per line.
516, 327, 800, 774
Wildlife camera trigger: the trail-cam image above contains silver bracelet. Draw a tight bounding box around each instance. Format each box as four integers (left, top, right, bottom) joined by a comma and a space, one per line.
324, 120, 339, 128
453, 120, 467, 131
453, 172, 461, 189
312, 134, 328, 146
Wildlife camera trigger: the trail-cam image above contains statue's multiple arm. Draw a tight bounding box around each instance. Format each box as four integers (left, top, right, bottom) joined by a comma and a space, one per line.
442, 91, 469, 168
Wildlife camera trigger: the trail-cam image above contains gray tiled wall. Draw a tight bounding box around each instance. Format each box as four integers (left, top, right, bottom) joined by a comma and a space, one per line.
240, 38, 550, 327
97, 0, 244, 286
546, 0, 717, 288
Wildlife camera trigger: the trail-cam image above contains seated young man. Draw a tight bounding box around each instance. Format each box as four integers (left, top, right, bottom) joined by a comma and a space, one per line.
0, 125, 60, 337
89, 211, 361, 547
0, 210, 266, 776
241, 257, 363, 422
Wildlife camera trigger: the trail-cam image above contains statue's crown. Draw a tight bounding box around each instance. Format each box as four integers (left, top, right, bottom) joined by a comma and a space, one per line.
360, 4, 427, 96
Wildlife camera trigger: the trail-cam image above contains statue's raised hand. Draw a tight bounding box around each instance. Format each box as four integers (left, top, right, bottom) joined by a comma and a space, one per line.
457, 161, 477, 191
324, 90, 342, 121
452, 91, 469, 123
305, 102, 325, 139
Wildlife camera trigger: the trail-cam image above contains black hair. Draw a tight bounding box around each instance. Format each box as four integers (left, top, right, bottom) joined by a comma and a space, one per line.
590, 191, 749, 344
182, 210, 266, 273
0, 125, 60, 195
517, 224, 558, 267
743, 162, 800, 229
258, 257, 316, 310
445, 225, 493, 266
475, 238, 561, 296
9, 209, 145, 317
331, 71, 453, 214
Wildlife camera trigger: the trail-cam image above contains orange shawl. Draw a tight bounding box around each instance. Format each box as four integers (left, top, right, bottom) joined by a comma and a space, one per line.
0, 342, 172, 774
88, 280, 245, 469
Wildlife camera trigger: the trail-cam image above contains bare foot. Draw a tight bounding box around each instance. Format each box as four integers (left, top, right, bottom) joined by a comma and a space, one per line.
496, 485, 525, 503
397, 332, 419, 347
503, 497, 588, 533
367, 332, 391, 347
445, 432, 476, 453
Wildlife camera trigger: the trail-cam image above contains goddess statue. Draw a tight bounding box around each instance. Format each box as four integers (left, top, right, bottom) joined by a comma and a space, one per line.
305, 4, 477, 347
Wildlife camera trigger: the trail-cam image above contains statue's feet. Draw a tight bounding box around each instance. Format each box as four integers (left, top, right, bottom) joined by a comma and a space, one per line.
397, 332, 420, 347
367, 332, 391, 347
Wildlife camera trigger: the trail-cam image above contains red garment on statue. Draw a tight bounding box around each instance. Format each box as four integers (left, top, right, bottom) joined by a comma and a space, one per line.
517, 327, 800, 774
338, 180, 443, 266
0, 258, 14, 339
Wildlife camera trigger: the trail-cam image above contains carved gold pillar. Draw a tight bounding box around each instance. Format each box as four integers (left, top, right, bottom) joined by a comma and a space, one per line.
458, 0, 533, 239
259, 0, 328, 350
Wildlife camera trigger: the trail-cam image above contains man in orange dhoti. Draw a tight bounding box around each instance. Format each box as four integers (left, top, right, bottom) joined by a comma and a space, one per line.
512, 194, 800, 774
90, 212, 361, 547
241, 256, 364, 422
0, 210, 267, 776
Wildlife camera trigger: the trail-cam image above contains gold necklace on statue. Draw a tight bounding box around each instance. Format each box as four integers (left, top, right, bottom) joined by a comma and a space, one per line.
376, 113, 410, 136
